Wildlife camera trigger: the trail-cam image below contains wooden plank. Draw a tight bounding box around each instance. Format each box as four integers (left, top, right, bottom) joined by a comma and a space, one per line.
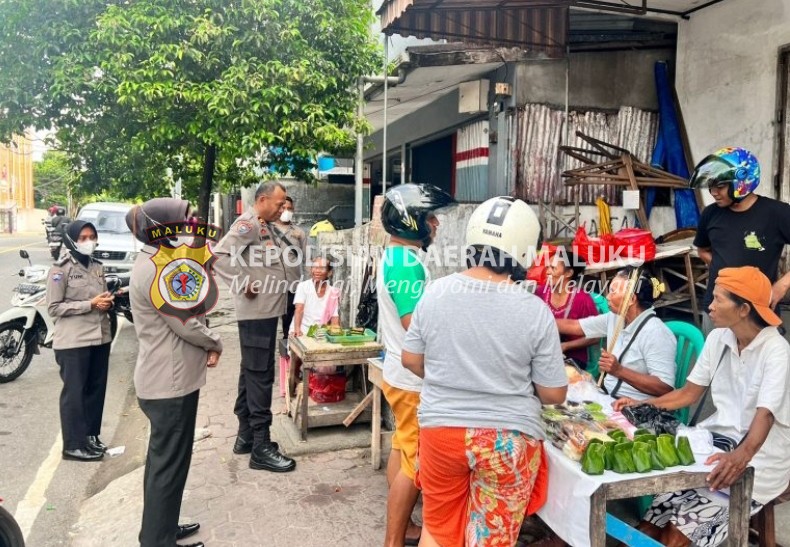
603, 471, 709, 499
368, 360, 384, 389
684, 252, 701, 326
297, 353, 383, 365
590, 487, 608, 547
343, 391, 374, 427
729, 467, 755, 547
372, 385, 382, 470
605, 513, 662, 547
305, 391, 373, 428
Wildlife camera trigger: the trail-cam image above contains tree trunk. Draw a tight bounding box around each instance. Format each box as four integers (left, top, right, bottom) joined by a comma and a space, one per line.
199, 142, 216, 220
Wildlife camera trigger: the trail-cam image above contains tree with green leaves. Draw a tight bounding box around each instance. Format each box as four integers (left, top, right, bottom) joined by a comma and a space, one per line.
0, 0, 380, 216
33, 151, 72, 209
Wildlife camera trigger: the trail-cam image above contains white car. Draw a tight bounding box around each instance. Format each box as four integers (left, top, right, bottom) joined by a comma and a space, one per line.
76, 202, 142, 273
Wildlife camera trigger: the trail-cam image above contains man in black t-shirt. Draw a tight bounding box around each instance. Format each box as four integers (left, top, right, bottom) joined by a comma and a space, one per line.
690, 147, 790, 333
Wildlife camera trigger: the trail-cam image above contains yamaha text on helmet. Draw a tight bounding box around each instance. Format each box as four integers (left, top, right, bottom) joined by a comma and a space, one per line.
381, 183, 455, 249
689, 147, 760, 204
466, 196, 543, 280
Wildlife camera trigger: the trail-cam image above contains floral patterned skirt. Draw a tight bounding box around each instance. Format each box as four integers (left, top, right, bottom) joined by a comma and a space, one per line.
416, 427, 545, 546
646, 489, 762, 547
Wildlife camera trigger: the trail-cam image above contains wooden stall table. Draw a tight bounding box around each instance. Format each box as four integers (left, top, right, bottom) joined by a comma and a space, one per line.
288, 336, 383, 447
538, 443, 754, 546
583, 238, 704, 326
366, 357, 385, 470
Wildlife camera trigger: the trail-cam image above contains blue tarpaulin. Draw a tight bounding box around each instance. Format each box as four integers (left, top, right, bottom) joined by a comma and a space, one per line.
649, 61, 699, 229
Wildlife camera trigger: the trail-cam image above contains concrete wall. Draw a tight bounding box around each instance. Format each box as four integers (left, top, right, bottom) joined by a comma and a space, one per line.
515, 48, 675, 111
676, 0, 790, 200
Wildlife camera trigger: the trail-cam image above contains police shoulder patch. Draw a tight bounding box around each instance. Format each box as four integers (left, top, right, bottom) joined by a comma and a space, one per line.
234, 221, 253, 235
51, 271, 64, 283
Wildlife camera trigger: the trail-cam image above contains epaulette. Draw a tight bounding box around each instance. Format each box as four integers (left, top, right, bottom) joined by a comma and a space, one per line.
55, 255, 70, 266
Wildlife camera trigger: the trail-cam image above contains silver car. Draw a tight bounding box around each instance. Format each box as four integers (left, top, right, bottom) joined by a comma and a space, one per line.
76, 202, 142, 273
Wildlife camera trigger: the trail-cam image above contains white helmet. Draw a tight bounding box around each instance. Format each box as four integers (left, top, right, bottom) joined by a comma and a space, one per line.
465, 197, 542, 270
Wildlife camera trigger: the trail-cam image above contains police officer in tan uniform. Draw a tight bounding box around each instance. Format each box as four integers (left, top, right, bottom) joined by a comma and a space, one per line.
213, 181, 296, 472
126, 198, 221, 547
273, 195, 307, 340
46, 220, 114, 462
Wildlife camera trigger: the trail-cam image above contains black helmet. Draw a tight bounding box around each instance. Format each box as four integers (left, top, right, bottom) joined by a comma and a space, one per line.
381, 184, 455, 243
56, 207, 66, 216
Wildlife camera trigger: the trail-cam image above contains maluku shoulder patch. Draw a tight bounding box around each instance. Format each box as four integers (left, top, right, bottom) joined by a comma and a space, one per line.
234, 220, 254, 235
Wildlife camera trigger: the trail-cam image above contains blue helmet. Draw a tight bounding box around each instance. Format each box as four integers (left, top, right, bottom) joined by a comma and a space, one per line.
689, 147, 760, 202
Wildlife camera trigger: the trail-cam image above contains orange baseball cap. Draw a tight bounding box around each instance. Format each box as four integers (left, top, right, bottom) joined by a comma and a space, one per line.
715, 266, 782, 326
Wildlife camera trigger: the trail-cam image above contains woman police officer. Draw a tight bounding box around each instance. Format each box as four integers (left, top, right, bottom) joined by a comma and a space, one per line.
46, 220, 115, 461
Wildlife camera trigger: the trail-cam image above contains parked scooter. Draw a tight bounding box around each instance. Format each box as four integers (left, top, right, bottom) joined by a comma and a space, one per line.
0, 497, 24, 547
0, 250, 132, 383
42, 217, 65, 261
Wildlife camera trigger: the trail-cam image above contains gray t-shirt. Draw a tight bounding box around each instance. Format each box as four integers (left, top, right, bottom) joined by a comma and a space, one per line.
402, 273, 567, 439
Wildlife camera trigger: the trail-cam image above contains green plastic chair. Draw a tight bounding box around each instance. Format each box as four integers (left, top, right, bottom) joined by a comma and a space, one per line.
586, 292, 609, 380
636, 320, 705, 518
665, 320, 705, 425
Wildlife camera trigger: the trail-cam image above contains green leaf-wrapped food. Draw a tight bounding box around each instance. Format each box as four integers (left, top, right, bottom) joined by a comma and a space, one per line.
609, 429, 627, 442
657, 434, 680, 467
676, 435, 695, 466
581, 443, 606, 475
613, 442, 636, 474
632, 441, 652, 473
647, 440, 665, 471
603, 442, 617, 471
633, 428, 653, 437
634, 433, 657, 444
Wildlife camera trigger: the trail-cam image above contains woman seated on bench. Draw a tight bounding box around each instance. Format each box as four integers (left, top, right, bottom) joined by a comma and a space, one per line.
614, 266, 790, 547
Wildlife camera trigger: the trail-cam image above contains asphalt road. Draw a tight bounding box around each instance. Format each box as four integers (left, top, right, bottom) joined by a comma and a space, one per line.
0, 233, 142, 546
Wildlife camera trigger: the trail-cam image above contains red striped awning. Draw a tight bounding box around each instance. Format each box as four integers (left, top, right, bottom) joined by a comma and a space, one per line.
378, 0, 570, 57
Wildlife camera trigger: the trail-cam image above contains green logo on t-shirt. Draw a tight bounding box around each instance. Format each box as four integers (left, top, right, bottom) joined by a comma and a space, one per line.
743, 231, 765, 251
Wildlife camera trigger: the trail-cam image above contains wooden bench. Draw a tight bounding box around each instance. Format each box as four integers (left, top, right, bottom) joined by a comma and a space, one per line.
751, 483, 790, 547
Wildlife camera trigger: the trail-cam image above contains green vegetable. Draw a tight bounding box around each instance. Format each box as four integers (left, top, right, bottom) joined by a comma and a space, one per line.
581, 443, 606, 475
657, 434, 680, 467
646, 440, 665, 471
632, 441, 652, 473
633, 428, 652, 437
584, 402, 603, 412
613, 442, 636, 474
590, 411, 608, 422
676, 436, 696, 466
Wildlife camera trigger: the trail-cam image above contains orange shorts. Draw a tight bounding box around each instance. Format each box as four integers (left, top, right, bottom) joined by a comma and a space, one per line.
381, 381, 420, 480
416, 427, 547, 547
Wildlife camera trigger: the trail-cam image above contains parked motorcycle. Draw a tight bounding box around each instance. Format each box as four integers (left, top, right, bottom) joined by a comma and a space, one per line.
0, 250, 132, 383
42, 218, 64, 261
0, 497, 24, 547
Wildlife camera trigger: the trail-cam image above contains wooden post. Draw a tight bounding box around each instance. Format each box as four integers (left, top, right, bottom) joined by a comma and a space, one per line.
684, 252, 701, 327
622, 154, 651, 232
589, 487, 608, 547
372, 384, 382, 469
729, 467, 755, 547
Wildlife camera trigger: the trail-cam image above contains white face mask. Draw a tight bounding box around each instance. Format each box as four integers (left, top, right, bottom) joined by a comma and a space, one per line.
76, 241, 98, 256
280, 210, 294, 223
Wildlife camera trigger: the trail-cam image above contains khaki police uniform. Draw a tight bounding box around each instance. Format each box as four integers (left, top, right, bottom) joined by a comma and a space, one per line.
129, 244, 223, 547
213, 209, 288, 445
272, 222, 307, 341
46, 254, 112, 451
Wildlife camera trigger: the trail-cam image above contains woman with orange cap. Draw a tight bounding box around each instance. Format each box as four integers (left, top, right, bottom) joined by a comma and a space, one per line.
614, 266, 790, 547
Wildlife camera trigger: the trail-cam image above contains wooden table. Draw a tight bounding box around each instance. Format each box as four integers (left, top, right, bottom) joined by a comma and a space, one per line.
538, 441, 755, 547
288, 336, 383, 448
583, 238, 703, 326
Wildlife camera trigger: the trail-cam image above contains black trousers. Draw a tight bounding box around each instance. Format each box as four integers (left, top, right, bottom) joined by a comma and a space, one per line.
54, 343, 111, 451
234, 318, 278, 443
138, 390, 199, 547
280, 290, 296, 339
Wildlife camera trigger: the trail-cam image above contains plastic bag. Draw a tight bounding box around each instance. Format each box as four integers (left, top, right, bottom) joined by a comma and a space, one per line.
621, 404, 680, 435
613, 229, 657, 262
308, 371, 347, 403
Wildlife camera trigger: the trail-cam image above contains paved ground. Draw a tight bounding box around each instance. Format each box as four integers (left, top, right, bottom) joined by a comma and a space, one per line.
67, 295, 790, 547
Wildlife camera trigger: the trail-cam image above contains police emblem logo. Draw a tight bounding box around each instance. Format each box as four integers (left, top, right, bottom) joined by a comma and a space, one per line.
51, 271, 64, 283
150, 242, 219, 323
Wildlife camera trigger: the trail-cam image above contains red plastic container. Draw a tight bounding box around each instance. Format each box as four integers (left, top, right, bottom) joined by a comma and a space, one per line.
308, 371, 347, 403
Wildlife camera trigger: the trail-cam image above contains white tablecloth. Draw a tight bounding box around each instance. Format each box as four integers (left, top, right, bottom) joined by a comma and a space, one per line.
537, 442, 716, 547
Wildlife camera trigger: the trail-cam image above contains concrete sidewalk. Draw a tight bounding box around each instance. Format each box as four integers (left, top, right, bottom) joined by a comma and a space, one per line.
70, 292, 390, 547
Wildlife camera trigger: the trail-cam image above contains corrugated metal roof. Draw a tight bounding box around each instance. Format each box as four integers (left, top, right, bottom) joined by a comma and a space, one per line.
378, 0, 569, 56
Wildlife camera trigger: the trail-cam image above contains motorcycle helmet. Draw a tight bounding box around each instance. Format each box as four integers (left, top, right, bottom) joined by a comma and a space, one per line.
381, 184, 455, 246
689, 147, 760, 203
56, 207, 66, 216
466, 196, 543, 274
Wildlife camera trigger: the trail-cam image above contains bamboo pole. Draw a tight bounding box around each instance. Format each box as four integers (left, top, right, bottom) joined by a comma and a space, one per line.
597, 267, 641, 388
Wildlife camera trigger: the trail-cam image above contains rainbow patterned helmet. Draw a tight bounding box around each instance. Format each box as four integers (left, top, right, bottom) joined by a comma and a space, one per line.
689, 147, 760, 202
